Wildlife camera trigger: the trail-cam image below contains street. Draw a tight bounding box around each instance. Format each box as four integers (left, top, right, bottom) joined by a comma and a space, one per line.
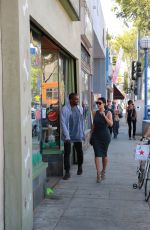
34, 120, 150, 230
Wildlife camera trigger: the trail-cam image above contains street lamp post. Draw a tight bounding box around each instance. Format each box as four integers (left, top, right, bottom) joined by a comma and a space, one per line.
140, 36, 150, 120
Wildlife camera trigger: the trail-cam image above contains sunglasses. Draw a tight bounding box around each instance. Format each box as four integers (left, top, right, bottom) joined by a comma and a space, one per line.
96, 101, 103, 105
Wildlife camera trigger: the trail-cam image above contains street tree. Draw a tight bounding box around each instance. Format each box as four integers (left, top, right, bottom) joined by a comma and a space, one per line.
113, 0, 150, 32
123, 71, 129, 93
110, 28, 137, 77
109, 28, 138, 93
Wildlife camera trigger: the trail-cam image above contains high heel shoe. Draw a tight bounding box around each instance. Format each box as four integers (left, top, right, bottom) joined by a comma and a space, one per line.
96, 172, 101, 183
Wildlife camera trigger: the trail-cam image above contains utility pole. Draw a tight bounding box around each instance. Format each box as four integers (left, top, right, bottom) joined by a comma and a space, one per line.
137, 30, 142, 99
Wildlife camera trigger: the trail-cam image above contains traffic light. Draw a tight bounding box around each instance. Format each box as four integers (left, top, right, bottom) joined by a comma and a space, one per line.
131, 61, 136, 80
134, 85, 137, 95
112, 56, 117, 66
136, 61, 142, 77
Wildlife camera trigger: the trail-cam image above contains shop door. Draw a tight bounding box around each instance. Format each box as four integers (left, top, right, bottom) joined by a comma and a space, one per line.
41, 36, 60, 153
30, 29, 42, 164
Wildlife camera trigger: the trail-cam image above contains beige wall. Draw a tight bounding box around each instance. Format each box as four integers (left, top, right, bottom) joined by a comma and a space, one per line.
1, 0, 33, 229
0, 0, 82, 228
0, 14, 4, 230
80, 1, 93, 48
30, 0, 81, 59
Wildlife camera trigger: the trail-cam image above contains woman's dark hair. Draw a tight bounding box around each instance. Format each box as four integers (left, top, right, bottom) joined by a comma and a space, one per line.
128, 99, 133, 105
97, 97, 107, 110
97, 97, 106, 105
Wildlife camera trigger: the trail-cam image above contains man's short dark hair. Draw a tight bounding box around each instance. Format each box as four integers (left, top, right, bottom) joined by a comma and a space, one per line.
69, 93, 78, 100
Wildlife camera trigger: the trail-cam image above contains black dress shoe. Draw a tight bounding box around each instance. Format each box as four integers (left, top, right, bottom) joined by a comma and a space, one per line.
77, 166, 83, 175
63, 173, 70, 180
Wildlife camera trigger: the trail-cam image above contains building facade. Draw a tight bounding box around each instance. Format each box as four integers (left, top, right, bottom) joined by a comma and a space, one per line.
0, 0, 106, 229
0, 18, 4, 230
1, 0, 81, 229
80, 0, 93, 143
92, 0, 106, 99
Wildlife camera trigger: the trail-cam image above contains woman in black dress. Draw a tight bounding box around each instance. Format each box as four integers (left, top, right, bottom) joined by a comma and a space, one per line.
91, 97, 113, 182
126, 100, 137, 140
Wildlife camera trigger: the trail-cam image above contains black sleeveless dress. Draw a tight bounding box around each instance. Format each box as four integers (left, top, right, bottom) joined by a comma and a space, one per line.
92, 110, 111, 157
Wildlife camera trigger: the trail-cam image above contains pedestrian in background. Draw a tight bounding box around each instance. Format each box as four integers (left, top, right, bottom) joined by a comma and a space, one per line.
113, 109, 120, 138
90, 97, 113, 183
60, 93, 85, 180
126, 100, 137, 140
106, 99, 114, 136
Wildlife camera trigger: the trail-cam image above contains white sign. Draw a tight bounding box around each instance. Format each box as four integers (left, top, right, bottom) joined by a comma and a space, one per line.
136, 106, 141, 111
42, 108, 46, 119
135, 144, 149, 160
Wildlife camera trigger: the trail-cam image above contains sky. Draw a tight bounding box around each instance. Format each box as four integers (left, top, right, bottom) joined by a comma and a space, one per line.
100, 0, 128, 36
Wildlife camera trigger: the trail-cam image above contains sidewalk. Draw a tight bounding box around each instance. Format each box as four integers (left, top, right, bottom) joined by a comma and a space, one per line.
33, 121, 150, 230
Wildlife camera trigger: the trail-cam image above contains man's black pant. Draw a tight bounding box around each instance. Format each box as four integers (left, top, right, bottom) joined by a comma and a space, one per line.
127, 119, 136, 138
64, 141, 83, 173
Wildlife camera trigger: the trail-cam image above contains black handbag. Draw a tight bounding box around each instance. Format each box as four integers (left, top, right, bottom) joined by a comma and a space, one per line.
89, 133, 94, 145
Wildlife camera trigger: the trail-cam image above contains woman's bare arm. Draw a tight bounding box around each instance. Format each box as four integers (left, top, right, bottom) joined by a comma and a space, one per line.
104, 111, 113, 127
91, 111, 96, 132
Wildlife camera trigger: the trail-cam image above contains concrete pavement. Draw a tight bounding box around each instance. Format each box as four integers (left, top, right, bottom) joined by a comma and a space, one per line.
33, 120, 150, 230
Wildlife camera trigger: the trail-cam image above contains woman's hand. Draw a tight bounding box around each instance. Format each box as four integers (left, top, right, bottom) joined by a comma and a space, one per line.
64, 139, 70, 143
100, 112, 105, 117
104, 111, 113, 127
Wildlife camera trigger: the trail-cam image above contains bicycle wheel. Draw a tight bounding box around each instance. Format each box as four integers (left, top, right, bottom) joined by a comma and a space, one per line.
138, 161, 146, 189
145, 165, 150, 201
138, 168, 145, 189
144, 160, 150, 196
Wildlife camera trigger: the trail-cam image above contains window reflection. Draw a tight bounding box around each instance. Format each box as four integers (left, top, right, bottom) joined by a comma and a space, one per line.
82, 70, 90, 129
41, 42, 60, 151
30, 30, 42, 156
30, 32, 76, 153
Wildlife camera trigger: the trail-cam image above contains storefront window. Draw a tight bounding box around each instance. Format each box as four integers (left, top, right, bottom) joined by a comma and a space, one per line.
81, 45, 90, 65
59, 55, 65, 106
30, 30, 42, 159
59, 53, 76, 102
41, 42, 60, 151
30, 30, 76, 153
82, 70, 91, 130
59, 53, 76, 145
81, 45, 91, 130
46, 88, 58, 99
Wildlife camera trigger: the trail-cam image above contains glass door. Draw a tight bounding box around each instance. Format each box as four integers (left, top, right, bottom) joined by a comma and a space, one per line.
41, 36, 60, 152
30, 29, 42, 164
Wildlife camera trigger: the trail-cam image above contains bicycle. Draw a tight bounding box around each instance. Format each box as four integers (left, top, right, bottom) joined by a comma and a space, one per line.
137, 160, 146, 189
136, 138, 150, 190
145, 163, 150, 202
144, 146, 150, 201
